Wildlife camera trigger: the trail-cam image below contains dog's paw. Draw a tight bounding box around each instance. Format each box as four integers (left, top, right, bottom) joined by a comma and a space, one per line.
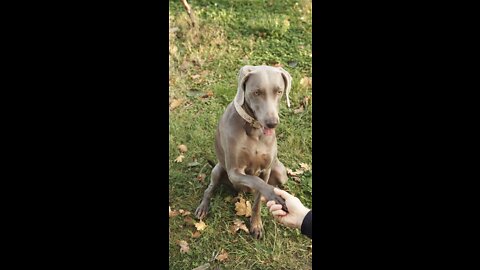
249, 221, 264, 240
195, 202, 209, 220
265, 192, 288, 213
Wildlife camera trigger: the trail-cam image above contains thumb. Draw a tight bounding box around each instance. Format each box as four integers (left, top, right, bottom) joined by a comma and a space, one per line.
273, 188, 294, 200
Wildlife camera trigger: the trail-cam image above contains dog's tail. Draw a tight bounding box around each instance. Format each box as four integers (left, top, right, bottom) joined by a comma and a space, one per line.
207, 159, 216, 167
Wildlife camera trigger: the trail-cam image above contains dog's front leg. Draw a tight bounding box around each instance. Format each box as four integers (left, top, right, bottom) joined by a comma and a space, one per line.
228, 169, 288, 211
249, 170, 271, 239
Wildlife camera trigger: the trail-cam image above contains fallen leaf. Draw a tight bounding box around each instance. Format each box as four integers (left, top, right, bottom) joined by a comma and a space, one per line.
294, 105, 304, 114
169, 206, 179, 217
286, 168, 304, 176
300, 77, 312, 88
216, 249, 228, 262
302, 96, 311, 107
182, 210, 191, 216
291, 176, 301, 183
174, 154, 185, 163
191, 74, 201, 80
230, 219, 249, 234
299, 163, 311, 172
194, 220, 207, 231
235, 198, 252, 217
273, 62, 283, 67
201, 92, 213, 99
178, 144, 188, 153
191, 231, 201, 238
178, 240, 190, 253
184, 216, 195, 225
197, 173, 206, 182
224, 196, 232, 202
169, 99, 184, 110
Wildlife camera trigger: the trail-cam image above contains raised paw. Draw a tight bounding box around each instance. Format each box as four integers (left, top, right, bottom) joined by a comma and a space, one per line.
265, 192, 288, 213
195, 201, 209, 220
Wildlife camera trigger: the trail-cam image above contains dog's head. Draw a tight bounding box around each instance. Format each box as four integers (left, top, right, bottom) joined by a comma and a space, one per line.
234, 65, 292, 133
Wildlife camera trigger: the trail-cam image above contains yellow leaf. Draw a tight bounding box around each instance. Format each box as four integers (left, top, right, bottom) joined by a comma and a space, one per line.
235, 198, 252, 217
300, 77, 312, 88
299, 163, 311, 172
230, 219, 249, 234
294, 105, 304, 114
169, 206, 179, 217
178, 240, 190, 253
169, 98, 184, 110
174, 154, 184, 163
178, 144, 188, 153
194, 220, 207, 231
216, 249, 228, 262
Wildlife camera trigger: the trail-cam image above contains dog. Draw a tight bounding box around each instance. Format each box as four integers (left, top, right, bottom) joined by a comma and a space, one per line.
195, 65, 292, 239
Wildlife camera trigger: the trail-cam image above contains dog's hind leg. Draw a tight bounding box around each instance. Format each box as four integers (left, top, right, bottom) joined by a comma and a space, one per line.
195, 163, 226, 220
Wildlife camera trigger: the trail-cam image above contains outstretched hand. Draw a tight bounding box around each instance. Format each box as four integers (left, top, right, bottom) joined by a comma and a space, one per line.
266, 188, 310, 229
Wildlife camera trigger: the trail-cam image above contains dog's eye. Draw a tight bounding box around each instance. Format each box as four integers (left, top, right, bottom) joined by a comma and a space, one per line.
277, 90, 283, 95
254, 90, 261, 96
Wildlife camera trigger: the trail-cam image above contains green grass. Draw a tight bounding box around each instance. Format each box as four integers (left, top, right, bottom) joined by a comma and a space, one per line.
169, 0, 312, 269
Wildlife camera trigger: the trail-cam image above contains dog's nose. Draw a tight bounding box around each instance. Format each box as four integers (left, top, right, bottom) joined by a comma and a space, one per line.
265, 119, 278, 129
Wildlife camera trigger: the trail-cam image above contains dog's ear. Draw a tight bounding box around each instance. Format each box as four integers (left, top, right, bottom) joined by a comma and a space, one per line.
235, 65, 255, 106
278, 67, 292, 108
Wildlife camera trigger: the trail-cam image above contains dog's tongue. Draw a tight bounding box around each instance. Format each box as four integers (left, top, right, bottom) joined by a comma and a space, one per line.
263, 127, 274, 136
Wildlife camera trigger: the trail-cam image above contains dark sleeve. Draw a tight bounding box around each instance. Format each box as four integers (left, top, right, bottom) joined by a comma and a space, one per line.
301, 210, 312, 239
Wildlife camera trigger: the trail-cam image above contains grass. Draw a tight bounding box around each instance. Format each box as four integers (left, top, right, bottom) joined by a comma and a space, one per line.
169, 0, 312, 269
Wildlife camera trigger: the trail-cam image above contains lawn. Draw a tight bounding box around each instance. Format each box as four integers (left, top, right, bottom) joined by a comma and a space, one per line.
169, 0, 312, 269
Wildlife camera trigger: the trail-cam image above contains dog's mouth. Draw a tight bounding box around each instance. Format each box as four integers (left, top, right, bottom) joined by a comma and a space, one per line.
263, 127, 275, 136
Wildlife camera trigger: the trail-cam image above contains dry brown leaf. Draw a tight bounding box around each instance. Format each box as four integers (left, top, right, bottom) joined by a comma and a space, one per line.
178, 240, 190, 253
300, 77, 312, 88
291, 176, 301, 183
194, 220, 207, 231
286, 168, 304, 176
294, 105, 304, 114
169, 206, 179, 217
201, 91, 214, 98
178, 144, 188, 153
230, 219, 249, 234
181, 210, 191, 216
302, 96, 311, 107
273, 62, 283, 67
191, 74, 201, 80
191, 231, 201, 238
216, 249, 229, 262
299, 163, 311, 172
235, 198, 252, 217
197, 173, 206, 182
174, 154, 185, 163
169, 99, 184, 110
184, 216, 195, 225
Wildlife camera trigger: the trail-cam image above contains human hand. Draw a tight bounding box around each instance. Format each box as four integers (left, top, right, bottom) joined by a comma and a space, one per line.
266, 188, 310, 229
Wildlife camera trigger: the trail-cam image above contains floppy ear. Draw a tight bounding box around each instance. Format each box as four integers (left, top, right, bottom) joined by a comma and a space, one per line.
278, 67, 292, 108
234, 65, 254, 106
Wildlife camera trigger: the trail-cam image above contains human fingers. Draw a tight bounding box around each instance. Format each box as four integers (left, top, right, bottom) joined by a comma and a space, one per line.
271, 209, 287, 216
268, 204, 283, 212
273, 188, 294, 200
266, 200, 276, 207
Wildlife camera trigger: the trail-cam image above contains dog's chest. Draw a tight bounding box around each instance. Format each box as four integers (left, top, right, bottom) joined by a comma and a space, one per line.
240, 142, 274, 177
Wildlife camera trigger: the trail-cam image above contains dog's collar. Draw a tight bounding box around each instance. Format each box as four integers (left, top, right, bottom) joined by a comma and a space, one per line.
234, 100, 262, 129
